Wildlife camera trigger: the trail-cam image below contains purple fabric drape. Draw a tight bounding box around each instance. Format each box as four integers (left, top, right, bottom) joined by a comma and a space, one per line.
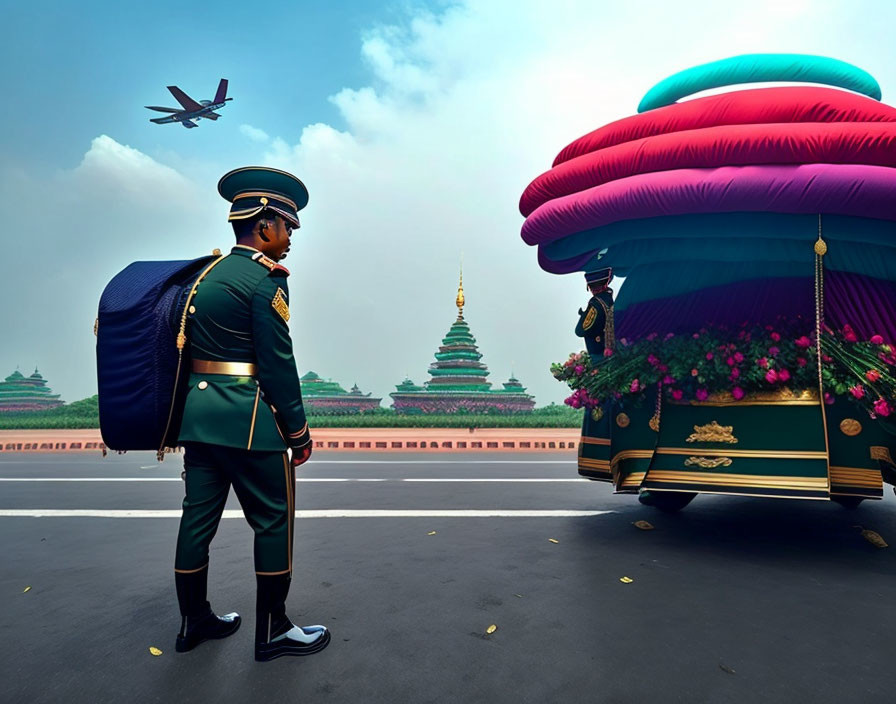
616, 278, 814, 338
825, 271, 896, 344
615, 272, 896, 343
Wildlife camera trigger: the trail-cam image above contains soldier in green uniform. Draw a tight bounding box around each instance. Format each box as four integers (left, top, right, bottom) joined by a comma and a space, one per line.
575, 266, 615, 362
173, 166, 330, 662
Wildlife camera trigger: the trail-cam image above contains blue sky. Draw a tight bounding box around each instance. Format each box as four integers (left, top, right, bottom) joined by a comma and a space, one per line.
0, 1, 421, 170
2, 0, 896, 406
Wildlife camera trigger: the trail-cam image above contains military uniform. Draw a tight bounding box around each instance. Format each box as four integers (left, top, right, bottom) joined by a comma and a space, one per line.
575, 267, 615, 362
173, 167, 329, 661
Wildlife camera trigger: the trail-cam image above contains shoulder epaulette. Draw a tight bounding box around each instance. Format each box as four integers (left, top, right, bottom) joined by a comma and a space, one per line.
250, 252, 290, 276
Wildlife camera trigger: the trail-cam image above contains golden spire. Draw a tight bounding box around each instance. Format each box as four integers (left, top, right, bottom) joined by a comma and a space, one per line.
455, 256, 465, 317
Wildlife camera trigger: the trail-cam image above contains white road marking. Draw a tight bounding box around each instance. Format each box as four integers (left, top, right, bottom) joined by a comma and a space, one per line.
0, 509, 612, 519
0, 477, 587, 483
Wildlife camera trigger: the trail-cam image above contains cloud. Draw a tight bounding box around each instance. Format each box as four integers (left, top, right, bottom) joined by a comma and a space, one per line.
240, 124, 270, 143
0, 136, 221, 402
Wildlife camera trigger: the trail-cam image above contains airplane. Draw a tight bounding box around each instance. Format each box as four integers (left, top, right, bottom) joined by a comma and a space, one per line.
145, 79, 232, 128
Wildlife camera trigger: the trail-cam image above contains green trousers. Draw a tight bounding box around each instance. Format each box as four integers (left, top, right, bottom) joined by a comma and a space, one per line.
174, 442, 295, 576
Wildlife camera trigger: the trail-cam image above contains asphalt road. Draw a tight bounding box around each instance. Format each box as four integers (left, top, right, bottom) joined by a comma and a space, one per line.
3, 451, 896, 704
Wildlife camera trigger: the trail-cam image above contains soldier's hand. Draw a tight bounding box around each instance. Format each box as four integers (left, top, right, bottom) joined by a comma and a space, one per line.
291, 444, 312, 467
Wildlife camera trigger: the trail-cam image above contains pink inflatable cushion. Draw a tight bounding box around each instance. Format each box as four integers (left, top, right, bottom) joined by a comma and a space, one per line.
521, 122, 896, 217
521, 164, 896, 246
552, 87, 896, 167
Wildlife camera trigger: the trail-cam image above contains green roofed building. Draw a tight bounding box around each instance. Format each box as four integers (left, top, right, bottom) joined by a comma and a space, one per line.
0, 368, 63, 412
390, 273, 535, 414
300, 371, 382, 414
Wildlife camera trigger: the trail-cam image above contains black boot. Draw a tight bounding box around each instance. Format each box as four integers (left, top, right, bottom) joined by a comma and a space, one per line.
254, 573, 330, 662
175, 566, 241, 653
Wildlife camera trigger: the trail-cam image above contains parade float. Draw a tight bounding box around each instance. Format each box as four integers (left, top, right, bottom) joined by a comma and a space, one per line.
520, 54, 896, 511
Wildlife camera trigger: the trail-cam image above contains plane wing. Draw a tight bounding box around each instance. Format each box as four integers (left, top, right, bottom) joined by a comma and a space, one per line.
145, 105, 181, 113
167, 86, 204, 112
203, 111, 220, 120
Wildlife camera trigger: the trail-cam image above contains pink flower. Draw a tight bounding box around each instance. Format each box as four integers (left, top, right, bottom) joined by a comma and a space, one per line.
730, 368, 740, 379
647, 333, 658, 341
822, 354, 833, 363
690, 368, 699, 377
849, 384, 865, 399
692, 333, 700, 339
647, 354, 659, 366
726, 357, 735, 367
764, 369, 779, 384
603, 348, 613, 357
777, 369, 791, 383
824, 392, 835, 405
663, 375, 675, 385
866, 369, 881, 383
843, 325, 858, 342
733, 351, 744, 363
797, 357, 807, 367
672, 389, 683, 401
630, 379, 640, 393
664, 333, 675, 340
871, 335, 884, 345
657, 364, 668, 373
873, 398, 891, 417
795, 336, 811, 349
768, 346, 780, 356
757, 357, 769, 368
732, 387, 745, 400
574, 365, 584, 375
770, 332, 781, 341
705, 352, 714, 361
696, 388, 709, 401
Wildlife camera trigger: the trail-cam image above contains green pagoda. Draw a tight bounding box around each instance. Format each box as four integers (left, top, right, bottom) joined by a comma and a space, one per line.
0, 368, 63, 412
300, 371, 382, 413
390, 272, 535, 413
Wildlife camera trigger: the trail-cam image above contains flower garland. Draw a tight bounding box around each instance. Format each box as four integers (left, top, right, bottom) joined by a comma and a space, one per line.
552, 318, 895, 419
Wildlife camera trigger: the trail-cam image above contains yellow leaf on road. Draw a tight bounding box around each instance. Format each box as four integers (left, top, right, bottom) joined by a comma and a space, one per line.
620, 576, 634, 584
486, 624, 497, 635
149, 647, 163, 656
633, 521, 654, 530
548, 538, 559, 544
427, 531, 437, 536
23, 586, 31, 593
861, 529, 888, 548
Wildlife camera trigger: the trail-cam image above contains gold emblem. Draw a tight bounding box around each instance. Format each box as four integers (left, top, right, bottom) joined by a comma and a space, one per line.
814, 237, 827, 256
649, 415, 660, 432
591, 407, 604, 422
197, 381, 208, 390
582, 307, 597, 331
212, 248, 222, 256
616, 413, 630, 428
686, 421, 738, 444
870, 446, 894, 464
188, 305, 196, 314
684, 456, 733, 468
839, 418, 862, 437
272, 287, 290, 322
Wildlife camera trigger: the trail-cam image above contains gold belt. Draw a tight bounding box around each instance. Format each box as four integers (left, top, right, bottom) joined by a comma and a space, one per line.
191, 359, 257, 376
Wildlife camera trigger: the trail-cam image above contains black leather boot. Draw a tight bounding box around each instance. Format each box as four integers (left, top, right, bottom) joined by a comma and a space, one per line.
175, 566, 241, 652
254, 573, 329, 662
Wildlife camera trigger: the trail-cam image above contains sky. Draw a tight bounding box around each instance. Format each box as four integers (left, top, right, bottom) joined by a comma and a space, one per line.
2, 0, 895, 407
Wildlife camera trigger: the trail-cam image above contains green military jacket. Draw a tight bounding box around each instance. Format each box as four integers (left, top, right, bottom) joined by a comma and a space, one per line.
178, 245, 311, 452
575, 289, 615, 361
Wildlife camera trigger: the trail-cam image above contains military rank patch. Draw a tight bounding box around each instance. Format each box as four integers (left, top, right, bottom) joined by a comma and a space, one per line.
582, 307, 597, 330
272, 287, 290, 322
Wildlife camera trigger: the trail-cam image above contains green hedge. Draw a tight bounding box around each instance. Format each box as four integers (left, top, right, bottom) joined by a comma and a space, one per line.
0, 397, 583, 429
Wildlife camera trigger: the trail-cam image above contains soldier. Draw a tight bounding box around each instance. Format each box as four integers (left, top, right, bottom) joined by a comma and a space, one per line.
575, 266, 615, 362
173, 166, 329, 662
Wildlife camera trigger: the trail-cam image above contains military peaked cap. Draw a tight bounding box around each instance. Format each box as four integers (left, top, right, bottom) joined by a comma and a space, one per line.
584, 266, 613, 285
218, 166, 309, 229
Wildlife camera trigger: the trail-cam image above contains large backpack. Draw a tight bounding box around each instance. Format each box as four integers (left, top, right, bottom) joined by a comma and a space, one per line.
95, 254, 223, 455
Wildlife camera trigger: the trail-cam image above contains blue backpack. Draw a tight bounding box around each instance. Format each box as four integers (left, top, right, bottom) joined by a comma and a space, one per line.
96, 255, 220, 455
